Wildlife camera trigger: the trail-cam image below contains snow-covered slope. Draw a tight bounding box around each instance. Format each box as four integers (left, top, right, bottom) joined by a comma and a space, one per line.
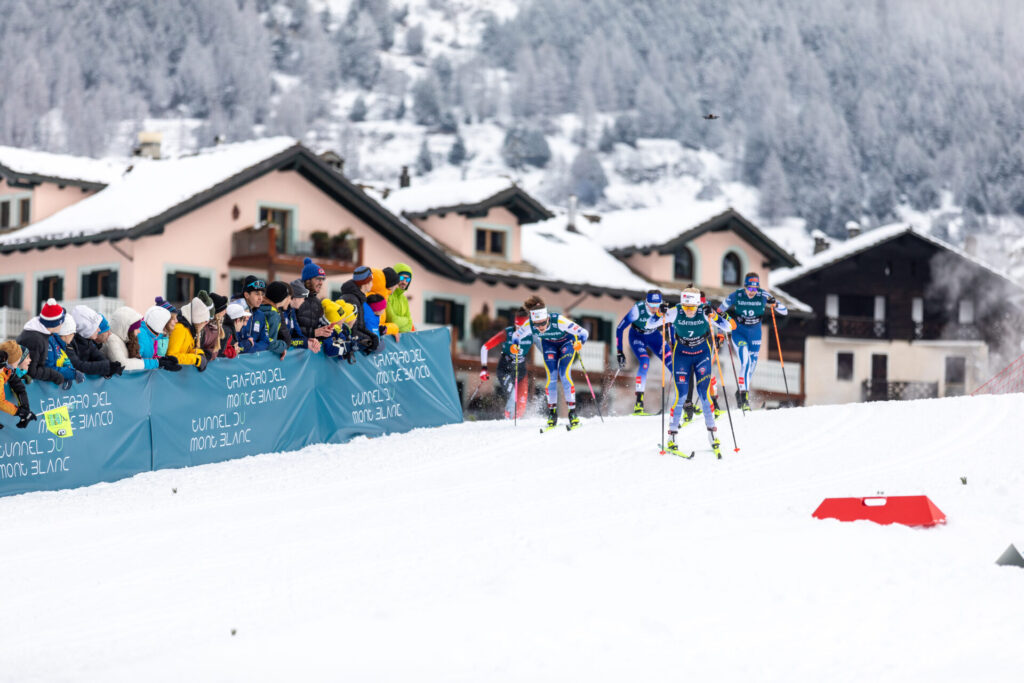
2, 394, 1022, 681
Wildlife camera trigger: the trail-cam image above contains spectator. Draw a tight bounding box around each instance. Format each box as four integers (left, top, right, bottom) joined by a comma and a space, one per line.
296, 260, 334, 341
203, 293, 229, 359
96, 314, 113, 345
321, 298, 361, 361
56, 317, 86, 389
339, 266, 376, 347
365, 294, 388, 343
69, 305, 122, 378
235, 276, 282, 357
260, 281, 292, 359
283, 280, 321, 353
154, 297, 180, 326
17, 298, 83, 389
137, 306, 180, 371
370, 267, 400, 336
104, 306, 176, 371
169, 297, 210, 371
224, 303, 250, 358
0, 341, 36, 429
386, 263, 416, 333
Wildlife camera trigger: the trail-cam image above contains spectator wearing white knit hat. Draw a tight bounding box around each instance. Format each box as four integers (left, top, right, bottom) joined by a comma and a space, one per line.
69, 305, 123, 378
137, 306, 180, 371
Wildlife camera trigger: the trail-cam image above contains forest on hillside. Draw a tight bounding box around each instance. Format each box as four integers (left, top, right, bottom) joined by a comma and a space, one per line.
1, 0, 1023, 237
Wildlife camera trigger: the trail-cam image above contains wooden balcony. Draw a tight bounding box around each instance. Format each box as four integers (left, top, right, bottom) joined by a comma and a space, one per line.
229, 225, 362, 280
823, 316, 980, 342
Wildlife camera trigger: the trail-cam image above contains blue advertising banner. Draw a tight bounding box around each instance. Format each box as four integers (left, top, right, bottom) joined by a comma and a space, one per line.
0, 327, 462, 498
0, 371, 153, 497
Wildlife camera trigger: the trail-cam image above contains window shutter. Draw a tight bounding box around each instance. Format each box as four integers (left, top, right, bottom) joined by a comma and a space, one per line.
198, 275, 211, 295
54, 277, 63, 301
166, 273, 177, 303
13, 281, 22, 309
454, 302, 466, 340
107, 271, 119, 298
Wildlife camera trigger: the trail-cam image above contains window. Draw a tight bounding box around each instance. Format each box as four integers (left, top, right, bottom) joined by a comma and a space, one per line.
19, 198, 30, 226
166, 271, 210, 307
475, 228, 505, 257
425, 298, 466, 339
838, 295, 875, 318
260, 206, 294, 254
36, 275, 63, 312
81, 269, 118, 298
495, 307, 520, 327
0, 280, 22, 308
0, 201, 9, 228
836, 352, 854, 381
577, 315, 612, 342
957, 299, 975, 325
945, 356, 966, 384
722, 253, 741, 285
673, 247, 693, 281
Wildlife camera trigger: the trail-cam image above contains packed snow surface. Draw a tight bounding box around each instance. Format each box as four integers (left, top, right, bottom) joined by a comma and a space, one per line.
2, 394, 1023, 681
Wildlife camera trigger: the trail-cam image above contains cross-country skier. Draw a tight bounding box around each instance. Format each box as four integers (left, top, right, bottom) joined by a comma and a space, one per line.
510, 295, 588, 430
615, 290, 670, 415
682, 291, 734, 424
665, 287, 733, 457
480, 308, 532, 419
716, 272, 787, 411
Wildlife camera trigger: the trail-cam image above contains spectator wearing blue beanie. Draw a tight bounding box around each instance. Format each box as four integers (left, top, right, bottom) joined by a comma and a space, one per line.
296, 257, 333, 343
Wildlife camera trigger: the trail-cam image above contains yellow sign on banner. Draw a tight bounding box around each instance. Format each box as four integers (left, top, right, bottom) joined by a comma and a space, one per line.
43, 405, 74, 438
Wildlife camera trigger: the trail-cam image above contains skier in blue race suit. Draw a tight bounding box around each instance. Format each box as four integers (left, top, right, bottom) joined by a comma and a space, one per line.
665, 287, 733, 456
716, 272, 788, 411
615, 290, 670, 415
510, 295, 588, 429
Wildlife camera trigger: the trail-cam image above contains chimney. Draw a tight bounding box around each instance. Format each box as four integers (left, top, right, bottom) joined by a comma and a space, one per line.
567, 194, 578, 233
964, 234, 978, 256
319, 150, 345, 173
845, 220, 861, 239
399, 165, 411, 188
811, 229, 830, 254
135, 131, 162, 160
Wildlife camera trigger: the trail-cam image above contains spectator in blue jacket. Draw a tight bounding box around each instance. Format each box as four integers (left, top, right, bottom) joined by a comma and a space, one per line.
236, 276, 271, 354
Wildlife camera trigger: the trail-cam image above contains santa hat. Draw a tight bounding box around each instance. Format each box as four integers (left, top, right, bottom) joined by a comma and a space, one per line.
39, 298, 66, 328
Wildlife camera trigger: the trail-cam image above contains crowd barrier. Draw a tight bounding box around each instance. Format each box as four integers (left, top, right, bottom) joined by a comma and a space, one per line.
0, 328, 463, 498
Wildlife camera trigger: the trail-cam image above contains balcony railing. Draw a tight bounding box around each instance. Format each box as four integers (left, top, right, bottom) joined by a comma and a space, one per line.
862, 379, 938, 402
825, 316, 981, 342
0, 307, 30, 338
230, 225, 362, 279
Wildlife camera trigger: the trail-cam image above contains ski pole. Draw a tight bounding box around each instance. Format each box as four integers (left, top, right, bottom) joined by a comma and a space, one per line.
466, 377, 483, 409
601, 366, 620, 415
769, 305, 791, 403
659, 321, 667, 453
711, 330, 739, 453
576, 354, 604, 423
513, 355, 519, 427
725, 333, 744, 418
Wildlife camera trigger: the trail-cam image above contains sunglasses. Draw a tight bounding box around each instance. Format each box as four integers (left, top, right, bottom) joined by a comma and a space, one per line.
398, 273, 412, 282
745, 285, 759, 291
246, 280, 267, 290
681, 305, 698, 313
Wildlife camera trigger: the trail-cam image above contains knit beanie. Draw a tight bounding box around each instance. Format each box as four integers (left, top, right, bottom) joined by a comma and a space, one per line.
290, 279, 309, 300
71, 305, 102, 338
210, 292, 228, 314
39, 298, 66, 329
367, 293, 387, 313
266, 280, 291, 305
143, 305, 171, 333
337, 300, 357, 324
98, 316, 111, 334
353, 266, 373, 286
154, 296, 179, 315
382, 267, 399, 289
243, 275, 266, 293
226, 303, 249, 320
197, 289, 214, 313
185, 297, 210, 325
301, 257, 326, 281
59, 317, 77, 336
0, 340, 22, 365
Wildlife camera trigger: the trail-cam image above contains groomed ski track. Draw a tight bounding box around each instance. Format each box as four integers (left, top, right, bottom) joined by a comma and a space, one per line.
2, 394, 1023, 682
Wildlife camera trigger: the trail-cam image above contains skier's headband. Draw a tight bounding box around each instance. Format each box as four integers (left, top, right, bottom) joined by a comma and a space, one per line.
529, 307, 548, 323
744, 275, 760, 289
680, 291, 701, 307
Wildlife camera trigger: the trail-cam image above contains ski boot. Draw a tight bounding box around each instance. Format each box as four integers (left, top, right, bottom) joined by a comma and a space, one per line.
567, 408, 581, 430
712, 396, 723, 419
543, 405, 558, 430
664, 431, 692, 458
681, 401, 695, 426
632, 391, 645, 415
740, 390, 751, 412
707, 426, 722, 459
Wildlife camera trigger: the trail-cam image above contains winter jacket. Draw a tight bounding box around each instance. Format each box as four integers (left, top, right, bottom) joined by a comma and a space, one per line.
16, 318, 67, 386
339, 279, 370, 337
1, 366, 29, 417
103, 307, 157, 371
281, 307, 308, 348
68, 333, 114, 376
237, 307, 270, 354
386, 263, 415, 333
370, 268, 400, 336
259, 304, 284, 342
137, 322, 168, 362
200, 320, 225, 359
295, 294, 325, 340
167, 319, 204, 368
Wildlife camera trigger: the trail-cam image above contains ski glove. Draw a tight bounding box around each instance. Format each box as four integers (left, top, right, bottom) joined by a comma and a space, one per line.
701, 303, 714, 317
107, 360, 125, 377
659, 302, 669, 314
60, 376, 74, 391
509, 344, 520, 355
766, 295, 777, 306
158, 355, 182, 371
479, 367, 489, 381
573, 340, 583, 352
74, 370, 85, 384
16, 407, 37, 429
197, 354, 209, 372
617, 350, 626, 369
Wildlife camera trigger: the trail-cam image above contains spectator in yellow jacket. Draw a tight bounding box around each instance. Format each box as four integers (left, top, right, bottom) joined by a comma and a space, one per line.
167, 296, 210, 371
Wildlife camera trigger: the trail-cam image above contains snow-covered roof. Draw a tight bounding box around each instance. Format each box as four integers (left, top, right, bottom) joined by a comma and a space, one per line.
382, 177, 516, 216
580, 200, 730, 251
772, 223, 1019, 288
0, 138, 298, 246
0, 145, 128, 186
